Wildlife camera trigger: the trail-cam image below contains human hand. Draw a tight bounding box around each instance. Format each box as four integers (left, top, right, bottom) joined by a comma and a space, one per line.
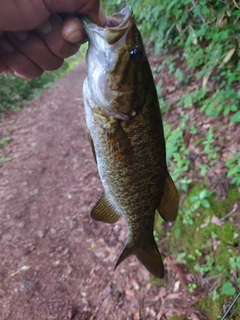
0, 0, 106, 78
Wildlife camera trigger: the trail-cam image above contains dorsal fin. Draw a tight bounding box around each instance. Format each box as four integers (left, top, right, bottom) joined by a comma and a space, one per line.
91, 193, 120, 224
157, 172, 179, 222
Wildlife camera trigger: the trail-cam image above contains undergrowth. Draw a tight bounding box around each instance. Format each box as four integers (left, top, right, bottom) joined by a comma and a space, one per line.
103, 0, 240, 124
161, 120, 240, 318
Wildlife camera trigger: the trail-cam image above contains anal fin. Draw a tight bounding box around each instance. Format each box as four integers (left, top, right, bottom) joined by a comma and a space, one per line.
91, 193, 120, 224
157, 172, 179, 222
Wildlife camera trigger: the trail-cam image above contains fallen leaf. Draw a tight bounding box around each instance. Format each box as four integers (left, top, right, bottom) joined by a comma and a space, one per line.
213, 237, 219, 251
173, 280, 180, 292
166, 293, 182, 300
125, 289, 135, 297
211, 215, 222, 226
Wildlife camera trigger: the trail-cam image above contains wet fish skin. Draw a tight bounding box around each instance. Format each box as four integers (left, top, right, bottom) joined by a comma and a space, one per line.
82, 7, 179, 278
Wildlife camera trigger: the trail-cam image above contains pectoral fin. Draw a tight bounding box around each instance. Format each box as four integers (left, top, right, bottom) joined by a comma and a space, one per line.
91, 193, 120, 224
88, 131, 97, 163
157, 172, 179, 222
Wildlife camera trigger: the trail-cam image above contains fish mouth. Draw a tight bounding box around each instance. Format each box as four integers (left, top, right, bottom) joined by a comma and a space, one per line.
106, 7, 132, 28
82, 7, 133, 45
82, 7, 136, 121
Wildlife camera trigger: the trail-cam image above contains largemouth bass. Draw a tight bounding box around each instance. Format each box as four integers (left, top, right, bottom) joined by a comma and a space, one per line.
82, 7, 179, 278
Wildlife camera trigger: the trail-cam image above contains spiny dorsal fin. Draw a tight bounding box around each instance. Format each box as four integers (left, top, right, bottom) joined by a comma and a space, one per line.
114, 239, 164, 279
157, 172, 179, 222
91, 193, 120, 224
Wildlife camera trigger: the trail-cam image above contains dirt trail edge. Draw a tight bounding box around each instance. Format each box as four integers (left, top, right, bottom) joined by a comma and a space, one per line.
1, 63, 177, 320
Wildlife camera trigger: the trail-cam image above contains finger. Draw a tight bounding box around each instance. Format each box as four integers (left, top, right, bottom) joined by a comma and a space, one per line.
44, 0, 99, 14
37, 15, 80, 58
45, 0, 106, 26
7, 30, 64, 71
62, 15, 87, 44
86, 5, 107, 27
0, 37, 43, 78
0, 0, 50, 31
0, 1, 106, 31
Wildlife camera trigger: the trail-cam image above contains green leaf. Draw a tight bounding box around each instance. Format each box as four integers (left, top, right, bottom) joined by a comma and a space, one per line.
237, 278, 240, 286
0, 136, 11, 148
199, 189, 212, 199
227, 167, 240, 177
201, 199, 210, 208
232, 11, 240, 17
230, 111, 240, 123
222, 282, 236, 296
192, 200, 201, 211
190, 195, 198, 202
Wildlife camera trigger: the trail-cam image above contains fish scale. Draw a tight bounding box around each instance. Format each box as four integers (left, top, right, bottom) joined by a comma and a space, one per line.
82, 7, 179, 278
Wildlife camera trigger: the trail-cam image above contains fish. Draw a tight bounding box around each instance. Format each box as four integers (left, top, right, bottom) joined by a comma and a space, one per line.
82, 7, 179, 278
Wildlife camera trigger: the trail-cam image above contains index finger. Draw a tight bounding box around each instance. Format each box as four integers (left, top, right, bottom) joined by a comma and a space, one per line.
77, 4, 106, 27
62, 4, 106, 44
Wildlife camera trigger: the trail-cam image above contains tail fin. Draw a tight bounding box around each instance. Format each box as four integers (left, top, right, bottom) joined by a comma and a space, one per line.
114, 238, 164, 278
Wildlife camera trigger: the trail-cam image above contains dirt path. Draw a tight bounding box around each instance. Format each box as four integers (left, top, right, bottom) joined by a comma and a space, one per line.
0, 63, 207, 320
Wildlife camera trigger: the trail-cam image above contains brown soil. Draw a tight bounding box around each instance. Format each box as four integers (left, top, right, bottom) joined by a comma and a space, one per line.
0, 62, 225, 320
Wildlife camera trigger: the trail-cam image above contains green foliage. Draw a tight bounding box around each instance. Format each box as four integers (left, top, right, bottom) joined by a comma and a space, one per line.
156, 116, 239, 313
225, 153, 240, 185
230, 110, 240, 123
165, 184, 240, 319
222, 281, 237, 296
188, 282, 197, 293
0, 136, 11, 147
164, 122, 191, 191
0, 153, 11, 163
189, 188, 212, 209
153, 229, 160, 242
102, 0, 240, 121
0, 136, 12, 163
202, 128, 220, 162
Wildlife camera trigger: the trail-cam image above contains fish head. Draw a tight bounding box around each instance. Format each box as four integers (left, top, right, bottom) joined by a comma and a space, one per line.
83, 7, 153, 120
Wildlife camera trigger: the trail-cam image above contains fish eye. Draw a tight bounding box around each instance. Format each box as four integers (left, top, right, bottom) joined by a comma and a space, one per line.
129, 46, 143, 63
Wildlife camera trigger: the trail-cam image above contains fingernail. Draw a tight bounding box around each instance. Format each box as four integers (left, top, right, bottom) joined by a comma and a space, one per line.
13, 71, 26, 79
38, 20, 52, 35
1, 41, 15, 53
13, 31, 28, 40
67, 29, 82, 43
